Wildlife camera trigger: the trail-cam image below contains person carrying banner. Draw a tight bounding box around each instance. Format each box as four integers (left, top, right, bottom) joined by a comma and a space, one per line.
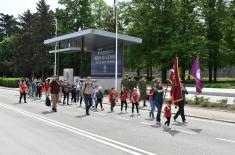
174, 81, 188, 123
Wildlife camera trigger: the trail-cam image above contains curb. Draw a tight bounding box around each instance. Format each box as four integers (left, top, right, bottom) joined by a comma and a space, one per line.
1, 86, 235, 124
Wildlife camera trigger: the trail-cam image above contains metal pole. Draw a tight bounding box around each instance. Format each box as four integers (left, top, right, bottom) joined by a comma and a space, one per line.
115, 1, 118, 91
54, 18, 58, 76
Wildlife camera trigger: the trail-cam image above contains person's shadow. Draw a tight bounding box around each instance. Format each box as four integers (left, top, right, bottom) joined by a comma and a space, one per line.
76, 114, 87, 119
41, 111, 54, 114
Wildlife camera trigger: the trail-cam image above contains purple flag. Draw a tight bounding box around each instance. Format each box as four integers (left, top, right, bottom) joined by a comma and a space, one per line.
190, 56, 203, 94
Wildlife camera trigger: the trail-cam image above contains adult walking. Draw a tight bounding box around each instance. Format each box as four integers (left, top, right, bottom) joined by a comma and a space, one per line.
19, 80, 28, 103
148, 84, 155, 119
83, 77, 93, 115
44, 79, 50, 97
154, 81, 164, 124
109, 88, 116, 112
174, 81, 188, 123
63, 81, 71, 105
36, 78, 43, 100
95, 87, 104, 111
120, 87, 128, 113
49, 76, 60, 112
75, 78, 81, 102
131, 88, 140, 116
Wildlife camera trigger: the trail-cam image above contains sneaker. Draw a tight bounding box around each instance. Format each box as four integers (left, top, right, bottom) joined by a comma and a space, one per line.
156, 121, 160, 125
24, 101, 27, 103
101, 108, 104, 111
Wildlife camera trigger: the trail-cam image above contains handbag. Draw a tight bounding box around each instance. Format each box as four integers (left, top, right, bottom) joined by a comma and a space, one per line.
45, 96, 51, 107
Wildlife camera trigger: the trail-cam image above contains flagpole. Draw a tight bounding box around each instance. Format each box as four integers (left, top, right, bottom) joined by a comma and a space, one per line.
115, 0, 118, 91
54, 18, 58, 76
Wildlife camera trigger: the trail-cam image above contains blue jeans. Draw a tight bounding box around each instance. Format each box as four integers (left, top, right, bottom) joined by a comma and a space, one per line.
76, 90, 80, 102
84, 94, 93, 115
149, 100, 155, 113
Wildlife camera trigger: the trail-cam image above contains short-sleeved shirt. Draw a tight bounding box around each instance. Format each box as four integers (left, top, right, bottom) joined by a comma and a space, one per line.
50, 80, 60, 94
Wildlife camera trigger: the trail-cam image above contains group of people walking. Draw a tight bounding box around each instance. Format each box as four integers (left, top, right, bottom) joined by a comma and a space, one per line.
19, 75, 188, 128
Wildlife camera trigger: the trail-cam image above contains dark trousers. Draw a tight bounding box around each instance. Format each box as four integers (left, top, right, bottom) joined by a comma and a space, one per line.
71, 92, 76, 102
63, 93, 69, 104
174, 101, 186, 122
132, 103, 139, 114
110, 102, 116, 111
80, 96, 83, 106
36, 87, 42, 99
84, 95, 93, 115
156, 102, 163, 122
121, 101, 127, 111
165, 117, 171, 126
95, 98, 103, 109
19, 93, 26, 103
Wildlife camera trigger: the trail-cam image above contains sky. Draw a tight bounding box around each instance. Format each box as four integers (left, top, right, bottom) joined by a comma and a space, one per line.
0, 0, 124, 17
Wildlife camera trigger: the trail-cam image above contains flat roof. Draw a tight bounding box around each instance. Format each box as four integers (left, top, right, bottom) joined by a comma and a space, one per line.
44, 29, 142, 51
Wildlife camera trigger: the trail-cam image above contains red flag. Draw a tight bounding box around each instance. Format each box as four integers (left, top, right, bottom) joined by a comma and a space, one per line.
169, 57, 183, 104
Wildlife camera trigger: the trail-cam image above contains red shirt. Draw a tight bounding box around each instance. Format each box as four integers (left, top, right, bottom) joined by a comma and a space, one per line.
44, 82, 49, 91
19, 83, 27, 93
131, 92, 139, 104
109, 92, 116, 104
149, 88, 154, 101
120, 90, 128, 101
164, 105, 171, 118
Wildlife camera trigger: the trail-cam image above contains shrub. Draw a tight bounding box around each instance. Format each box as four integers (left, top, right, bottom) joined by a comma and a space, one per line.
0, 78, 21, 88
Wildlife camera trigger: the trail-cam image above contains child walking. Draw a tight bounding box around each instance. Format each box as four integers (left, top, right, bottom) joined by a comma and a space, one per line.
95, 87, 104, 111
120, 88, 128, 113
131, 88, 140, 116
164, 100, 172, 129
109, 88, 116, 112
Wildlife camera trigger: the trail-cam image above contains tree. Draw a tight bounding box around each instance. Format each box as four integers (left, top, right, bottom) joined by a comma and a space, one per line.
0, 13, 18, 41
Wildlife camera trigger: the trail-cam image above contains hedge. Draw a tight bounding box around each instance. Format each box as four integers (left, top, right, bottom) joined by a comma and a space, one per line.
0, 78, 21, 88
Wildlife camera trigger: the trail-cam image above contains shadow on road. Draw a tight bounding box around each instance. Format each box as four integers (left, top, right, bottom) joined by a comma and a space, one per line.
163, 128, 181, 136
76, 114, 88, 118
189, 128, 203, 133
41, 111, 54, 114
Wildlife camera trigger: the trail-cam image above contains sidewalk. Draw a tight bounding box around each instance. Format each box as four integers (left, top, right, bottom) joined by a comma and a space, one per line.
102, 97, 235, 124
1, 86, 235, 124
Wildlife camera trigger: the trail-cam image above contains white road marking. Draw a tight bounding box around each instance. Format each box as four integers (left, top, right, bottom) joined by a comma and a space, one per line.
216, 138, 235, 143
174, 129, 197, 135
140, 122, 154, 126
0, 102, 156, 155
115, 116, 130, 121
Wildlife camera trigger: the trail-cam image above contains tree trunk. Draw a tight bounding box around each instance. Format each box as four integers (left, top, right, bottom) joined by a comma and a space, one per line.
181, 61, 186, 82
213, 51, 218, 83
161, 67, 167, 83
136, 67, 140, 77
146, 66, 149, 79
208, 51, 213, 83
150, 63, 153, 80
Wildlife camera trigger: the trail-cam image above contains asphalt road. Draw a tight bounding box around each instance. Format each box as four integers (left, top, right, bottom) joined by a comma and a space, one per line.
0, 88, 235, 155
